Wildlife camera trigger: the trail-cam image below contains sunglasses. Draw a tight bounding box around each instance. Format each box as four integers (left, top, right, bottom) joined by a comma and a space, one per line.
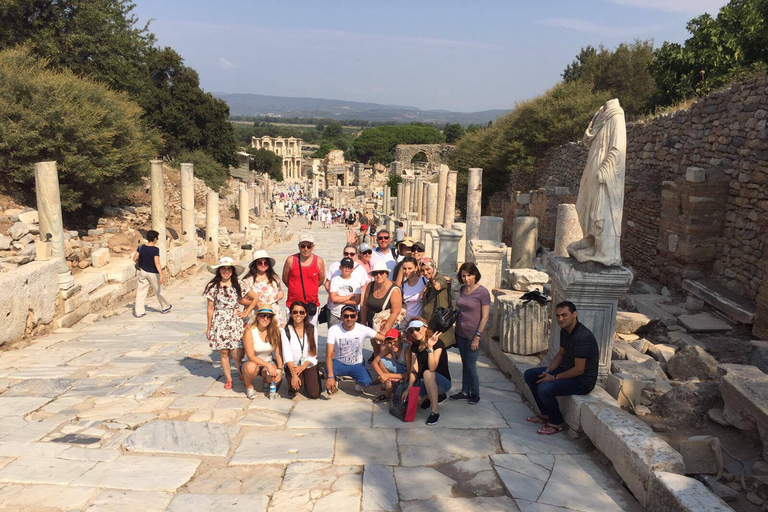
378, 236, 390, 241
256, 259, 270, 266
343, 251, 356, 257
412, 248, 424, 253
342, 313, 357, 319
257, 313, 274, 319
361, 250, 372, 255
372, 271, 389, 276
300, 244, 313, 249
407, 326, 423, 334
291, 310, 307, 316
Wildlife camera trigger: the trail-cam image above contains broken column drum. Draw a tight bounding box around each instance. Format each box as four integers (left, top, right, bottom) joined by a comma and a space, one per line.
510, 216, 538, 269
180, 163, 195, 243
553, 204, 583, 258
34, 161, 74, 289
497, 292, 549, 355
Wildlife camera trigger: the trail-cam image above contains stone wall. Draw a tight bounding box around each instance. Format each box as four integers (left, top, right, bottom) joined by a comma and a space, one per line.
393, 144, 454, 167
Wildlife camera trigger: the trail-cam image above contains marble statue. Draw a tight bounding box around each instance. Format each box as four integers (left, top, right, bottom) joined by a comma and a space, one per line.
567, 98, 626, 266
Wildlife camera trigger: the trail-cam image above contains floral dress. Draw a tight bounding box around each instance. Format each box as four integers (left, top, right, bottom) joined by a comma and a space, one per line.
242, 276, 287, 328
206, 284, 245, 350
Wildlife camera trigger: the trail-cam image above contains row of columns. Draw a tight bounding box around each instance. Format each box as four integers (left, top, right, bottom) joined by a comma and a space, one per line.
284, 158, 302, 180
394, 167, 458, 229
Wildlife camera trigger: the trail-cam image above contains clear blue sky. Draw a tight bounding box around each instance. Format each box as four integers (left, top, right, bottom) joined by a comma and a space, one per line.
132, 0, 728, 112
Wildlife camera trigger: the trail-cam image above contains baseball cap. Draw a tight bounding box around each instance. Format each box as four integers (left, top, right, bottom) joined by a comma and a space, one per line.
340, 304, 358, 315
340, 257, 355, 268
399, 236, 415, 247
412, 241, 425, 251
407, 319, 426, 330
385, 328, 400, 340
359, 243, 373, 253
299, 233, 314, 244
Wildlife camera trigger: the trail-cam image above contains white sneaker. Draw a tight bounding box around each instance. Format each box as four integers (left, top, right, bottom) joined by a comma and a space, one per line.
355, 383, 364, 392
245, 388, 257, 400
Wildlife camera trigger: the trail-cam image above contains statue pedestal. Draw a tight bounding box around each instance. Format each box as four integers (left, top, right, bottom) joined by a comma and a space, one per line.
545, 257, 633, 378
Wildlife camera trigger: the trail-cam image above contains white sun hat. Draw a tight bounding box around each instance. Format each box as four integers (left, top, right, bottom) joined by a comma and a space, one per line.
250, 250, 276, 268
368, 261, 391, 275
207, 256, 245, 276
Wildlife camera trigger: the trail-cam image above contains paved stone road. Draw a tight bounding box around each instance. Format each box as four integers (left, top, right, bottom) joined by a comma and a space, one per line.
0, 219, 644, 511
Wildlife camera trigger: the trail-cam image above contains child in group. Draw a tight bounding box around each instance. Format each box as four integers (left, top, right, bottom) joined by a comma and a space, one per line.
371, 328, 410, 403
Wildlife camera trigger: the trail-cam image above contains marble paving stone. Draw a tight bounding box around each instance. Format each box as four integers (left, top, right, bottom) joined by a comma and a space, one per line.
0, 456, 95, 485
2, 378, 77, 397
398, 428, 501, 466
491, 454, 552, 502
231, 429, 336, 465
0, 441, 71, 457
566, 454, 644, 512
335, 428, 398, 465
312, 488, 362, 512
395, 466, 456, 500
13, 348, 91, 367
483, 387, 524, 403
536, 455, 625, 512
41, 395, 87, 414
215, 397, 250, 409
133, 396, 175, 413
63, 378, 128, 397
515, 501, 574, 512
499, 427, 589, 455
287, 395, 372, 429
58, 446, 121, 461
494, 401, 539, 426
363, 464, 398, 512
401, 497, 520, 512
186, 464, 284, 495
449, 457, 505, 496
280, 462, 362, 493
166, 493, 269, 512
124, 420, 238, 457
247, 396, 295, 415
239, 409, 288, 427
170, 396, 220, 409
0, 417, 28, 439
0, 457, 14, 470
374, 399, 508, 429
68, 350, 122, 366
171, 375, 217, 395
1, 415, 69, 443
3, 483, 98, 510
8, 367, 80, 379
77, 397, 140, 421
0, 397, 49, 417
72, 455, 201, 491
84, 490, 173, 512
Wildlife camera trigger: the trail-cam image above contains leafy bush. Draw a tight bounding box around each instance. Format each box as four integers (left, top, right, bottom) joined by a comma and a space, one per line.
353, 124, 445, 164
174, 150, 228, 192
0, 46, 159, 216
312, 142, 338, 159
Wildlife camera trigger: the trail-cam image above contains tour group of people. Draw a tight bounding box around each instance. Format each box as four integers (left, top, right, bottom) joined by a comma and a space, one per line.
136, 217, 600, 431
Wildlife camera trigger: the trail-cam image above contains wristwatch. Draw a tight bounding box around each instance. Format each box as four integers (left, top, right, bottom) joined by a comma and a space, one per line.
426, 348, 434, 353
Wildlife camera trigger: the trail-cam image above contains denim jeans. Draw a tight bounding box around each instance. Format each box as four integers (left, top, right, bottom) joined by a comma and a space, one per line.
456, 335, 481, 399
417, 372, 452, 397
524, 366, 591, 425
332, 360, 373, 386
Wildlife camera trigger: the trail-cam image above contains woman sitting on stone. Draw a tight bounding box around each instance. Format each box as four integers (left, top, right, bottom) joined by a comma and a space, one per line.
371, 328, 411, 403
402, 318, 451, 426
281, 301, 320, 399
241, 304, 284, 400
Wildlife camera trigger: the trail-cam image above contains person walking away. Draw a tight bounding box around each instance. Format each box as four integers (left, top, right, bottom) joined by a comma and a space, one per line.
205, 257, 246, 389
402, 318, 451, 426
325, 305, 386, 394
241, 250, 286, 328
241, 304, 284, 399
133, 230, 172, 317
282, 301, 321, 399
395, 221, 406, 244
372, 328, 410, 403
282, 234, 325, 338
450, 262, 490, 405
328, 258, 362, 328
524, 301, 599, 435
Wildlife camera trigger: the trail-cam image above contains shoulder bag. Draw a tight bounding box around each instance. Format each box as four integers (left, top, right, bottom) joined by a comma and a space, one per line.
296, 254, 318, 316
372, 284, 407, 332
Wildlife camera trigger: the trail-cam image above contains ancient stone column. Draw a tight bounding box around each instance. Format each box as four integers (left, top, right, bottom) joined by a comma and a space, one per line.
511, 216, 538, 269
443, 170, 458, 229
479, 216, 504, 242
554, 204, 584, 258
415, 179, 424, 221
396, 182, 403, 218
383, 185, 391, 215
206, 190, 219, 257
34, 161, 74, 289
404, 179, 412, 214
437, 164, 449, 227
437, 228, 463, 276
239, 184, 249, 232
426, 183, 439, 224
421, 182, 430, 222
180, 163, 195, 243
150, 159, 167, 268
465, 168, 483, 258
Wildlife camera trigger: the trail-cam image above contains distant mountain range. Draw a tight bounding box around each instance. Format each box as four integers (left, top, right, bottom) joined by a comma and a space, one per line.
214, 93, 509, 125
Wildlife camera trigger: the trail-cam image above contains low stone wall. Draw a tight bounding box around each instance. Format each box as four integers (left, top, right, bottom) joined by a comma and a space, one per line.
0, 260, 59, 344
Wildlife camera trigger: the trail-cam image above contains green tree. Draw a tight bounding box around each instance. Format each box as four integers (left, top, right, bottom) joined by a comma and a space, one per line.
245, 148, 283, 182
443, 123, 465, 143
352, 124, 445, 164
174, 150, 228, 193
0, 46, 159, 217
386, 173, 402, 195
321, 121, 343, 139
312, 142, 338, 159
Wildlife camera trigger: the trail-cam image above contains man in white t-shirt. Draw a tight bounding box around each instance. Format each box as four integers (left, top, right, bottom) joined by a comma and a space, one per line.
326, 305, 386, 392
370, 229, 396, 273
328, 258, 362, 328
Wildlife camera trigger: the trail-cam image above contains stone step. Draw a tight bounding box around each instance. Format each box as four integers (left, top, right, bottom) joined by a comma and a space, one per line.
682, 278, 756, 324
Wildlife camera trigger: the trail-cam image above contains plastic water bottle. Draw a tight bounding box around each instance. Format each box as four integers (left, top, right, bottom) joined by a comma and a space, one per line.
269, 381, 276, 400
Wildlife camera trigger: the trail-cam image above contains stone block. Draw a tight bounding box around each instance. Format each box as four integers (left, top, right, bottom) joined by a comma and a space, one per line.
75, 271, 107, 295
479, 216, 503, 242
679, 436, 722, 475
606, 373, 643, 408
104, 260, 137, 284
616, 311, 655, 334
611, 360, 670, 392
557, 386, 620, 434
682, 279, 754, 324
89, 284, 122, 312
590, 406, 685, 506
630, 338, 652, 354
626, 294, 678, 326
8, 221, 30, 240
611, 339, 654, 364
55, 302, 89, 329
496, 292, 549, 355
686, 166, 707, 183
506, 268, 549, 292
468, 240, 506, 292
719, 364, 768, 459
748, 340, 768, 373
648, 343, 678, 363
0, 235, 12, 251
62, 288, 89, 314
17, 210, 38, 224
678, 313, 732, 333
91, 248, 110, 268
667, 345, 718, 381
646, 471, 732, 512
686, 296, 705, 312
0, 260, 59, 345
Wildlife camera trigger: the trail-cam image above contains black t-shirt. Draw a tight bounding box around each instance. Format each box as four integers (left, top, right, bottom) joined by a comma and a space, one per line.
137, 245, 160, 273
559, 322, 599, 390
412, 339, 451, 382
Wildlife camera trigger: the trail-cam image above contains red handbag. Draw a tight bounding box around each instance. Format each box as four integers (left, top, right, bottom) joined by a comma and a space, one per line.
404, 384, 421, 422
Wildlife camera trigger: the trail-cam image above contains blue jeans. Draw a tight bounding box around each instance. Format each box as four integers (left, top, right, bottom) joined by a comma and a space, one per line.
456, 335, 481, 399
333, 360, 373, 387
524, 366, 592, 425
418, 372, 452, 397
381, 357, 406, 374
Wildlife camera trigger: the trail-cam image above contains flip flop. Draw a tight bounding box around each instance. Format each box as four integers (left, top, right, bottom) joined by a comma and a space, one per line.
537, 424, 566, 435
373, 394, 388, 404
526, 415, 548, 424
224, 380, 233, 389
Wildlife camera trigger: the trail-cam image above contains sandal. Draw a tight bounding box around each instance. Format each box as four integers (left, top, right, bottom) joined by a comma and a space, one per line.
537, 424, 566, 435
526, 415, 548, 424
373, 394, 388, 404
224, 380, 233, 389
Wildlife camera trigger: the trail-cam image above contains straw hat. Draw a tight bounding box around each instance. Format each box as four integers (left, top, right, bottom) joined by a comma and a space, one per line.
207, 256, 245, 276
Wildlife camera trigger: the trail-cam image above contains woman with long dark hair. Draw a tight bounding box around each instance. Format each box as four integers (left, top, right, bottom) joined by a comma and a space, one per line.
205, 257, 246, 389
241, 250, 287, 328
281, 301, 321, 399
241, 304, 284, 399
